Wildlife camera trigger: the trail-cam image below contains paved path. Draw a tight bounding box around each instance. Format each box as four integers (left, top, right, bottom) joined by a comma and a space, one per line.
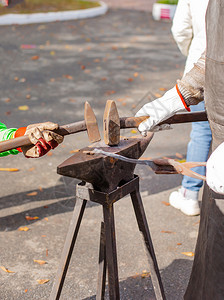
0, 8, 200, 300
103, 0, 155, 11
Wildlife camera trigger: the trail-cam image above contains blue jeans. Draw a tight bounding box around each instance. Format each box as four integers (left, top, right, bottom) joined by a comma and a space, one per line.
182, 101, 212, 192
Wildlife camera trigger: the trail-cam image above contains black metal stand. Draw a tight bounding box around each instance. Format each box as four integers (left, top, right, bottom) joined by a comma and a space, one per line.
49, 176, 166, 300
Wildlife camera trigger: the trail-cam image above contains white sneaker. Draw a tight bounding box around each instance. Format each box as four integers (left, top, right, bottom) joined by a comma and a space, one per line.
169, 189, 200, 216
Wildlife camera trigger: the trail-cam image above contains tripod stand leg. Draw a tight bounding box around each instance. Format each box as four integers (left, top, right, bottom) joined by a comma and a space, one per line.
50, 198, 87, 300
96, 222, 107, 300
130, 189, 166, 300
103, 205, 120, 300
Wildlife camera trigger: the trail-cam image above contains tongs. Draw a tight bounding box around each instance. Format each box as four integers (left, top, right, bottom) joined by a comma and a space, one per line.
92, 149, 206, 181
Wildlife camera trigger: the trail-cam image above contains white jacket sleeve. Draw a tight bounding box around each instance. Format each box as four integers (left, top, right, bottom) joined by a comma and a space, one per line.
171, 0, 193, 57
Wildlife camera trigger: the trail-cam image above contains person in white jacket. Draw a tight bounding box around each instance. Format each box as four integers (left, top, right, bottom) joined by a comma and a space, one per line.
167, 0, 212, 216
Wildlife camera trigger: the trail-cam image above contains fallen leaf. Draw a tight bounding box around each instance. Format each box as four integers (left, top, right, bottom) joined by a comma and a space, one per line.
21, 44, 36, 49
0, 168, 19, 172
122, 102, 127, 106
154, 93, 162, 98
105, 90, 115, 96
84, 69, 91, 74
44, 206, 48, 208
29, 167, 35, 172
131, 129, 137, 134
177, 243, 182, 246
24, 289, 28, 293
50, 51, 55, 56
94, 58, 100, 63
81, 65, 86, 70
33, 260, 47, 265
37, 279, 49, 285
161, 230, 176, 234
70, 149, 80, 153
162, 201, 170, 206
31, 55, 39, 60
112, 46, 118, 50
27, 191, 38, 196
19, 78, 26, 83
69, 98, 76, 103
50, 78, 55, 82
134, 72, 139, 77
5, 111, 11, 116
5, 98, 11, 102
0, 266, 15, 273
18, 226, 30, 232
181, 252, 194, 257
26, 94, 31, 99
46, 249, 48, 257
14, 77, 19, 81
101, 77, 107, 81
25, 216, 39, 221
44, 217, 48, 221
63, 75, 73, 80
47, 152, 53, 156
132, 104, 136, 109
141, 270, 150, 278
18, 105, 29, 111
128, 78, 133, 82
175, 152, 183, 159
159, 87, 167, 91
42, 235, 46, 237
39, 186, 43, 192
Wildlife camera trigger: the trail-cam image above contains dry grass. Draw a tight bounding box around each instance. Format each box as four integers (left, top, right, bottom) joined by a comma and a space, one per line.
0, 0, 100, 14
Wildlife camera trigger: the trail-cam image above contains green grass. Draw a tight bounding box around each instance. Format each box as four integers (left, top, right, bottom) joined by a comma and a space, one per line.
0, 0, 100, 15
156, 0, 178, 4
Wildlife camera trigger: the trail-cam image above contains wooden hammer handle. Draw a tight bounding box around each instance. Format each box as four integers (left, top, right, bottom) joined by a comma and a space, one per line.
120, 111, 208, 128
0, 120, 86, 153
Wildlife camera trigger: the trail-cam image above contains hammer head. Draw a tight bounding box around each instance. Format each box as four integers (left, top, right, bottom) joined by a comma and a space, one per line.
103, 100, 120, 146
84, 102, 101, 143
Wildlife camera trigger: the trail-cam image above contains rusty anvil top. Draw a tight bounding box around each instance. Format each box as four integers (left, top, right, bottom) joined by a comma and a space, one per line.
57, 134, 154, 193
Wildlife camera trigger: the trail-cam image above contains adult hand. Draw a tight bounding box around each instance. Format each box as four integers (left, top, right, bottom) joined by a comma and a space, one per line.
206, 142, 224, 194
15, 122, 64, 158
135, 86, 189, 136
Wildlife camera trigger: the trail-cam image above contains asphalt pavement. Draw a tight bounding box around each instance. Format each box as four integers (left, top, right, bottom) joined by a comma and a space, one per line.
0, 7, 200, 300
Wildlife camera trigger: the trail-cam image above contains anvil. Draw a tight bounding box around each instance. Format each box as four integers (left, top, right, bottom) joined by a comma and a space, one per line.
57, 134, 154, 193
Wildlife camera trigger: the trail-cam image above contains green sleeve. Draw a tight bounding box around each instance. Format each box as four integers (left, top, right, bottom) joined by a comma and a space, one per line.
0, 122, 19, 157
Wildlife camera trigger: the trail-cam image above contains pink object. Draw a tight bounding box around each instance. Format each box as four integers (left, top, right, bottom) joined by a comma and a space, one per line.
152, 3, 177, 21
0, 0, 8, 6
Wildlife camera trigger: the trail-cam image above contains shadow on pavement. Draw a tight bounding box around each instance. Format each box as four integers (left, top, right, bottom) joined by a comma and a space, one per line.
83, 259, 192, 300
0, 169, 182, 232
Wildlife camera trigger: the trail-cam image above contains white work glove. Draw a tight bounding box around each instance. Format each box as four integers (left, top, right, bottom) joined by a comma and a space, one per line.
206, 142, 224, 194
135, 86, 190, 136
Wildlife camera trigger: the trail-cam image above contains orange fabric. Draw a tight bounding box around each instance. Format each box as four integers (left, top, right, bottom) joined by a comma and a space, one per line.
176, 84, 191, 112
14, 127, 27, 138
14, 127, 27, 152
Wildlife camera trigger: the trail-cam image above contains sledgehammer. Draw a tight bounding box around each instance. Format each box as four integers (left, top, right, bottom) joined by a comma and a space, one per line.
0, 102, 101, 153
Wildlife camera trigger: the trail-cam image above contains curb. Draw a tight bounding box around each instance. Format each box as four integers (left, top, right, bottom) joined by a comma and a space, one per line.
0, 1, 108, 25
